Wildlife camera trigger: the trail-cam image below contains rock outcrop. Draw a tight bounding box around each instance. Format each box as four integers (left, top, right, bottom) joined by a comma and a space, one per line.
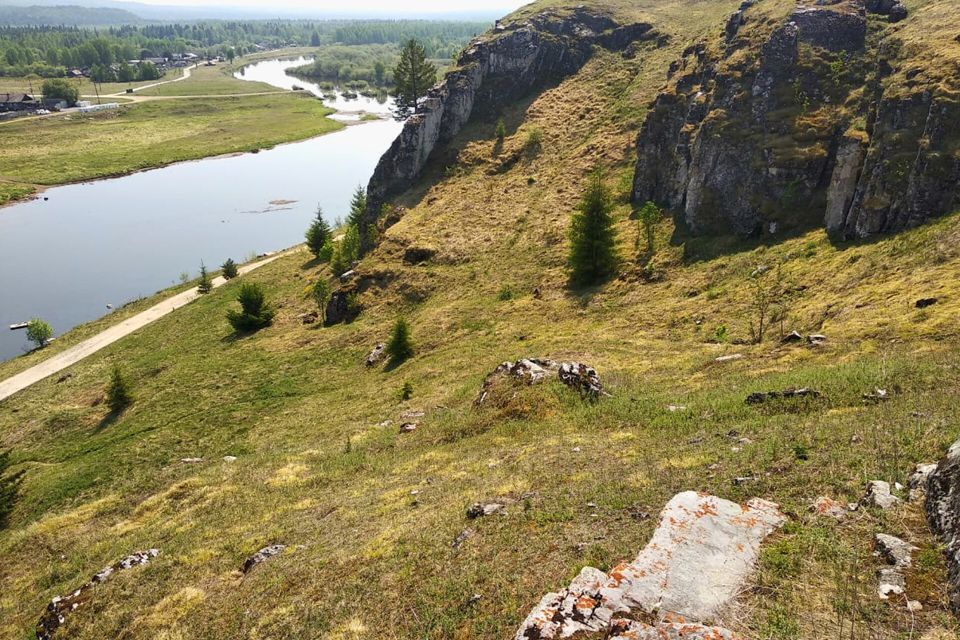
362, 8, 659, 244
632, 0, 959, 240
926, 439, 960, 613
515, 492, 785, 639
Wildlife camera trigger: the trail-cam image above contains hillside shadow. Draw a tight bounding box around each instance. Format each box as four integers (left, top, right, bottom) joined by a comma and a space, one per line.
670, 215, 828, 264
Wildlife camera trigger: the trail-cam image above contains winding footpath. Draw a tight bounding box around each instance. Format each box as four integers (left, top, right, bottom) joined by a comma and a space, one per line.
0, 250, 292, 402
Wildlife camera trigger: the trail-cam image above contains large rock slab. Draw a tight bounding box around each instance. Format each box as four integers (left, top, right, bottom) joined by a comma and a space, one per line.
926, 439, 960, 613
515, 492, 785, 639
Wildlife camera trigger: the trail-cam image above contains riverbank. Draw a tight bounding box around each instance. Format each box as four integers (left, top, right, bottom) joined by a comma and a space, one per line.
0, 92, 343, 207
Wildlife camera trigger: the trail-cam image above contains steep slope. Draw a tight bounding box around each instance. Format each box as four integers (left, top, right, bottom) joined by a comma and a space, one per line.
2, 1, 960, 639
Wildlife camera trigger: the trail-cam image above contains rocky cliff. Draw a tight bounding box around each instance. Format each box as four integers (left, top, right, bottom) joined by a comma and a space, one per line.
361, 7, 660, 246
926, 439, 960, 614
632, 0, 960, 239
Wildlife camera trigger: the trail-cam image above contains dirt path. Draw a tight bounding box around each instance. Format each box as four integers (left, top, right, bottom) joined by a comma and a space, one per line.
0, 250, 293, 402
105, 63, 198, 96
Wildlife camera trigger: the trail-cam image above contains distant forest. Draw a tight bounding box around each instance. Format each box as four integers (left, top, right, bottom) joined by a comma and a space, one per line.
0, 20, 487, 78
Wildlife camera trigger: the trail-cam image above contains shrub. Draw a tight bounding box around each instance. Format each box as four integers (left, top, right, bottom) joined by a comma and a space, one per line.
568, 166, 619, 287
25, 318, 52, 348
106, 366, 133, 413
317, 239, 334, 263
221, 258, 239, 279
197, 262, 212, 294
387, 318, 414, 366
400, 381, 413, 401
305, 206, 332, 258
0, 450, 23, 530
495, 117, 506, 141
312, 279, 332, 318
524, 127, 544, 151
41, 78, 79, 106
635, 200, 660, 261
497, 286, 514, 301
226, 282, 275, 333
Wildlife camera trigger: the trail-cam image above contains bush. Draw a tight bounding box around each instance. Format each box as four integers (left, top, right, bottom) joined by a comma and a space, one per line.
0, 450, 23, 530
312, 279, 331, 319
568, 166, 619, 287
221, 258, 239, 279
495, 118, 506, 141
106, 366, 133, 413
41, 77, 79, 106
317, 239, 334, 263
25, 318, 52, 348
226, 282, 275, 333
524, 127, 544, 151
399, 381, 413, 401
197, 262, 212, 294
635, 200, 660, 261
386, 317, 414, 366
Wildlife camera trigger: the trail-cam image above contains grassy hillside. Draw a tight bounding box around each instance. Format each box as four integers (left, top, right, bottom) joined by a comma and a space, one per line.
1, 1, 959, 639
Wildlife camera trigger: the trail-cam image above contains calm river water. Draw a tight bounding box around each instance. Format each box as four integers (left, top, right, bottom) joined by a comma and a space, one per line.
0, 57, 401, 361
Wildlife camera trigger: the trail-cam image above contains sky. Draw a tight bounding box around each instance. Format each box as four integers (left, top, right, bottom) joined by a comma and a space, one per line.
130, 0, 527, 12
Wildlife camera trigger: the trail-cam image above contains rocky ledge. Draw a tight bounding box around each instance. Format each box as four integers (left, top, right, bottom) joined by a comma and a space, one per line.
361, 7, 659, 245
632, 0, 959, 240
926, 439, 960, 614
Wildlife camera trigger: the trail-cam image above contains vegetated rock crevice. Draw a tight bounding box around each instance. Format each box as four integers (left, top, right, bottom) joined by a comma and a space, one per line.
632, 0, 960, 240
361, 7, 662, 244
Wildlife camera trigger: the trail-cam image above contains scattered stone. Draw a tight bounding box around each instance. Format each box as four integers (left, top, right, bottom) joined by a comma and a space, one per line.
915, 297, 938, 309
907, 599, 923, 612
715, 353, 744, 363
812, 496, 847, 520
807, 334, 827, 346
36, 549, 159, 640
667, 404, 688, 412
875, 533, 917, 568
909, 463, 937, 492
223, 456, 237, 463
863, 388, 890, 402
732, 476, 756, 485
338, 269, 356, 283
465, 593, 483, 607
180, 457, 203, 464
400, 410, 425, 420
399, 422, 418, 433
862, 480, 902, 509
365, 342, 386, 367
296, 311, 319, 325
878, 566, 906, 599
851, 434, 863, 444
452, 528, 474, 549
558, 362, 605, 399
746, 387, 821, 404
781, 330, 803, 343
513, 492, 785, 639
571, 446, 582, 453
377, 420, 392, 428
467, 502, 505, 519
626, 505, 651, 520
242, 544, 285, 574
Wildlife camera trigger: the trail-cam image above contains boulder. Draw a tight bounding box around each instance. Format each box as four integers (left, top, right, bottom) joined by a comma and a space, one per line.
36, 549, 159, 640
467, 502, 506, 519
242, 544, 285, 574
558, 362, 605, 399
812, 496, 847, 520
324, 287, 361, 326
925, 439, 960, 613
514, 492, 785, 639
715, 353, 745, 362
875, 533, 917, 599
365, 342, 386, 367
916, 297, 939, 309
863, 480, 901, 509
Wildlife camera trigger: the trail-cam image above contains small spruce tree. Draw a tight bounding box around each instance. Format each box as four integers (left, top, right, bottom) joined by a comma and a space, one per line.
106, 365, 133, 413
387, 318, 414, 366
636, 200, 660, 261
568, 166, 619, 287
318, 238, 334, 263
347, 185, 367, 229
312, 279, 331, 321
305, 206, 332, 258
221, 258, 239, 279
25, 318, 52, 349
226, 282, 275, 333
495, 118, 506, 141
197, 262, 213, 294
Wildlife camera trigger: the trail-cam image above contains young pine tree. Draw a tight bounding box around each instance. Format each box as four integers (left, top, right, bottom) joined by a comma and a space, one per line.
106, 365, 133, 413
387, 318, 414, 366
226, 282, 275, 333
197, 262, 212, 294
568, 166, 619, 287
312, 278, 331, 321
495, 118, 506, 141
305, 206, 332, 258
347, 185, 367, 229
393, 39, 437, 116
221, 258, 239, 279
635, 200, 660, 262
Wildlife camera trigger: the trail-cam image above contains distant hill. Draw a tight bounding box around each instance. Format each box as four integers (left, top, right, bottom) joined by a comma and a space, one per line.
0, 5, 144, 26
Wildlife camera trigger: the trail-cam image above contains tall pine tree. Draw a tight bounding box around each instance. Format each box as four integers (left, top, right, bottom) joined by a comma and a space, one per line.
347, 185, 367, 228
305, 206, 332, 258
568, 166, 619, 287
393, 39, 437, 116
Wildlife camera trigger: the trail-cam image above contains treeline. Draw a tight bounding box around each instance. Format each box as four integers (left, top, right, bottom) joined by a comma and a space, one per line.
290, 44, 398, 85
0, 19, 487, 78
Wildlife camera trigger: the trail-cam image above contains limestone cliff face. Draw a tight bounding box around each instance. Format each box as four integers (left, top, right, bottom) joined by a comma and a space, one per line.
362, 7, 658, 240
632, 0, 960, 239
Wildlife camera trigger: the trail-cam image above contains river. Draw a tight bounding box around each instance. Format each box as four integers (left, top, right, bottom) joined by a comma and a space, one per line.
0, 56, 401, 362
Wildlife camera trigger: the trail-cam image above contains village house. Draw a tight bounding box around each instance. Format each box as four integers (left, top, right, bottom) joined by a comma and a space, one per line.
0, 93, 36, 112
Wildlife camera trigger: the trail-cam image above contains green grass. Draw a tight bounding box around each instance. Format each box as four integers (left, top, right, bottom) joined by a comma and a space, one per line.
135, 62, 280, 97
0, 181, 35, 205
1, 3, 959, 639
0, 93, 341, 186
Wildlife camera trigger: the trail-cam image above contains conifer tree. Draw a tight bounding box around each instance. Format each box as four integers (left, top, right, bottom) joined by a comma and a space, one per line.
197, 262, 212, 294
387, 318, 414, 366
221, 258, 239, 279
226, 283, 275, 333
568, 166, 619, 287
393, 39, 437, 116
106, 365, 133, 413
347, 186, 367, 228
305, 206, 332, 258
